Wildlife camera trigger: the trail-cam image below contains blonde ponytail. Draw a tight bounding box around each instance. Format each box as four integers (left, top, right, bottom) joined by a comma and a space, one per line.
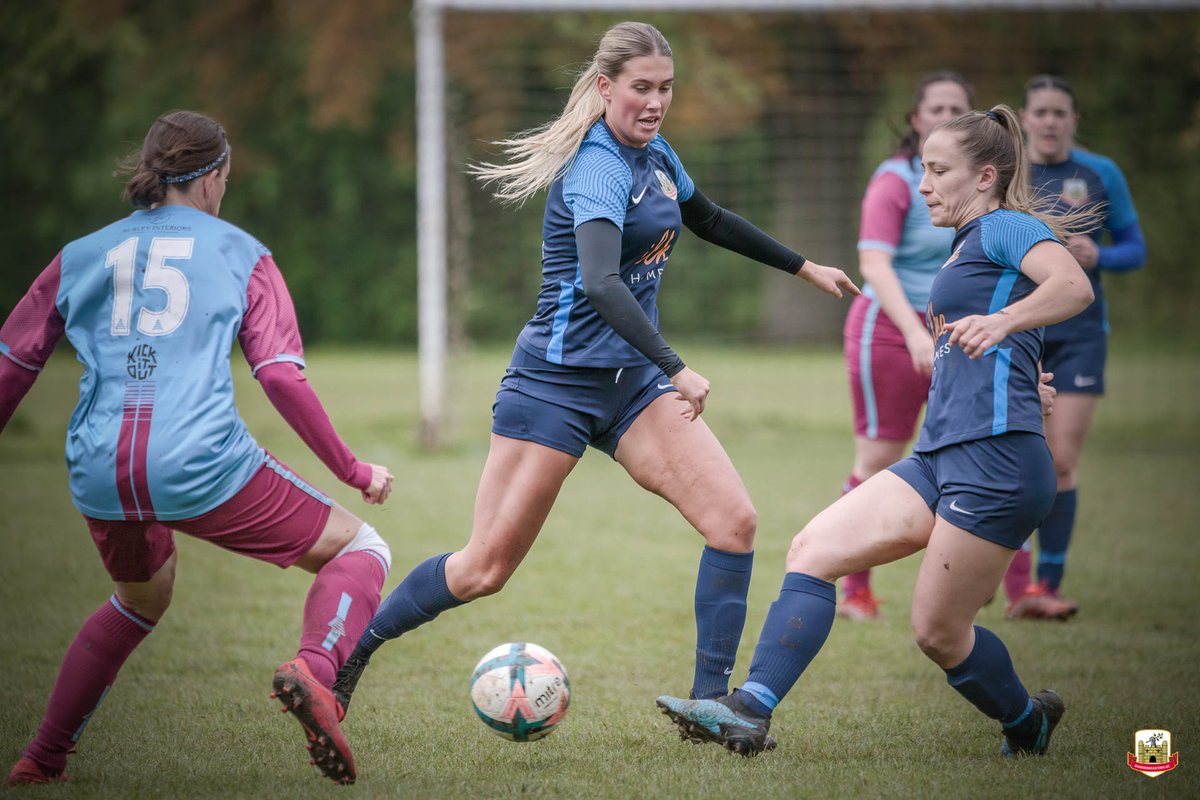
469, 21, 672, 205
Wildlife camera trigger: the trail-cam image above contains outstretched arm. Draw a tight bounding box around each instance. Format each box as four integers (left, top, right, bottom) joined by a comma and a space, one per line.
0, 255, 66, 433
679, 188, 859, 299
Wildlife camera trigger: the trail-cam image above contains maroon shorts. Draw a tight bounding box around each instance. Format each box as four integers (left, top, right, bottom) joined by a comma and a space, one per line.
86, 455, 333, 583
843, 294, 931, 442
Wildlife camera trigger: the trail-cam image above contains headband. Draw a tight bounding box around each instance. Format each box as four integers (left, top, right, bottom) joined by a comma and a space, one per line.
160, 148, 229, 185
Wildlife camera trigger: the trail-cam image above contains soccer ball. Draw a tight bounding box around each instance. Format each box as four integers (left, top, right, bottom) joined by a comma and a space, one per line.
469, 642, 570, 741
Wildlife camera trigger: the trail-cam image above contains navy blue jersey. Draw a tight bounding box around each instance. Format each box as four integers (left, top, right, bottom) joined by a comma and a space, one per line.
916, 209, 1058, 452
1032, 148, 1139, 343
515, 118, 695, 367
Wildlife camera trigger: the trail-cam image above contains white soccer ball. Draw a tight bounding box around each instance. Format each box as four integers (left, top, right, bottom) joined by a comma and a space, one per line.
469, 642, 570, 741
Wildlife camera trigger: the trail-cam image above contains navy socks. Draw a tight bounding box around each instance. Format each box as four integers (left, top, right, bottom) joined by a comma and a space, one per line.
692, 546, 754, 699
944, 625, 1033, 733
740, 572, 837, 712
1036, 488, 1077, 590
357, 553, 464, 656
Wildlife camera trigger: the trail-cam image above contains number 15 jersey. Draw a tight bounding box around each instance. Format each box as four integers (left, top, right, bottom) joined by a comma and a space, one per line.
0, 205, 306, 521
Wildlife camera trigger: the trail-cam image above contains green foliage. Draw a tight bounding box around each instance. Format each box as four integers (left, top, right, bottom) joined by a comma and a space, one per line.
1, 6, 1197, 345
1, 345, 1198, 798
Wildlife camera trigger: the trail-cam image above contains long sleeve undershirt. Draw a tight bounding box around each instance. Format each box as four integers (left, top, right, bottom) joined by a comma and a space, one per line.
256, 361, 373, 490
575, 189, 808, 377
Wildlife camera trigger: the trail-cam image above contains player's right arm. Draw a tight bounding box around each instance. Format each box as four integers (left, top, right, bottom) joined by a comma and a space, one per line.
858, 170, 935, 377
0, 254, 66, 433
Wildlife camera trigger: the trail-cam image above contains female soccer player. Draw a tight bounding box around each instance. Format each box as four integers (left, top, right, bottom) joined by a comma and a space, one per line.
1003, 75, 1146, 620
2, 111, 393, 786
328, 21, 857, 712
837, 71, 973, 621
657, 105, 1096, 758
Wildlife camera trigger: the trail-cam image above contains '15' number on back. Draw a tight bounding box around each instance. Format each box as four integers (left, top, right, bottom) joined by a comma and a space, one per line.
106, 236, 192, 336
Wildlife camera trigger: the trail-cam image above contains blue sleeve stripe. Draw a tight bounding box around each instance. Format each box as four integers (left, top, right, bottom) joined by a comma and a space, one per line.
988, 270, 1020, 315
546, 277, 576, 364
859, 300, 882, 439
992, 346, 1012, 436
250, 353, 306, 376
981, 211, 1056, 271
857, 239, 898, 255
564, 145, 630, 229
0, 343, 41, 373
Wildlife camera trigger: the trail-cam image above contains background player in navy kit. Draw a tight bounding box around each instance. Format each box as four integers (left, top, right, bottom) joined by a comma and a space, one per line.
837, 71, 973, 621
657, 105, 1096, 758
1003, 75, 1147, 620
1, 111, 393, 786
328, 21, 858, 712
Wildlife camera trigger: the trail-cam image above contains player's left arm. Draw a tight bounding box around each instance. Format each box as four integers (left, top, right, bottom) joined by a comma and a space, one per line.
1096, 156, 1146, 272
239, 255, 379, 495
948, 240, 1094, 358
0, 255, 66, 433
679, 187, 859, 299
1095, 221, 1146, 272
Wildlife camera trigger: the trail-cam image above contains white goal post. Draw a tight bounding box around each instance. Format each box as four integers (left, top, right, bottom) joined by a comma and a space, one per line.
412, 0, 1188, 449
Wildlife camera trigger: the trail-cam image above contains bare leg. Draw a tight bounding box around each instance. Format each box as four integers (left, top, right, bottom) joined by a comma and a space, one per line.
615, 394, 756, 697
841, 436, 911, 614
911, 517, 1058, 746
445, 435, 579, 599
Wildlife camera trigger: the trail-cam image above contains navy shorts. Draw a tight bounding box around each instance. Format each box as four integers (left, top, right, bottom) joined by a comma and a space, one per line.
888, 432, 1056, 550
1042, 336, 1106, 395
492, 346, 677, 458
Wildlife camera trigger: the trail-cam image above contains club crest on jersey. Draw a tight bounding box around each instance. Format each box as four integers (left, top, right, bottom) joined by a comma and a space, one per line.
1128, 729, 1179, 779
654, 169, 677, 200
1060, 178, 1089, 207
126, 343, 157, 380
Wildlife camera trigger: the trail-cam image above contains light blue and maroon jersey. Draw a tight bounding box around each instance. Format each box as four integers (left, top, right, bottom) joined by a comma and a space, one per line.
1032, 148, 1141, 343
0, 205, 306, 521
916, 209, 1058, 453
515, 118, 695, 367
857, 155, 956, 310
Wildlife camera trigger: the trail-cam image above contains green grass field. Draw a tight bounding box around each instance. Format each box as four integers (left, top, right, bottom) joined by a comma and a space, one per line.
1, 344, 1197, 799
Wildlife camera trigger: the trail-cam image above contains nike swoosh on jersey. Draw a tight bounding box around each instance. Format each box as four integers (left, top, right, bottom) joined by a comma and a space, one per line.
631, 187, 648, 205
656, 383, 674, 390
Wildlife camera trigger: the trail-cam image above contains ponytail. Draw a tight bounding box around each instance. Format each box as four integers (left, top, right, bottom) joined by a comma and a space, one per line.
939, 104, 1100, 240
469, 62, 607, 205
470, 21, 672, 205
